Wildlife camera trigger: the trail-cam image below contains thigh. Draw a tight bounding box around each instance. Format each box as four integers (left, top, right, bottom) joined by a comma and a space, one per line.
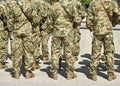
103, 33, 114, 53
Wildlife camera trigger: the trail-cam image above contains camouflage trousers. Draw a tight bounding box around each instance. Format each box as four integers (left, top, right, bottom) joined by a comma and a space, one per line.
0, 31, 8, 63
31, 32, 40, 63
90, 33, 115, 75
62, 27, 81, 61
41, 31, 50, 58
50, 36, 75, 75
11, 34, 34, 73
32, 30, 50, 63
72, 26, 81, 58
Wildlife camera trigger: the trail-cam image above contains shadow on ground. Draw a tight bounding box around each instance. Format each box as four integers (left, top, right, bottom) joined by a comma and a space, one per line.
40, 61, 67, 79
76, 53, 111, 80
114, 53, 120, 72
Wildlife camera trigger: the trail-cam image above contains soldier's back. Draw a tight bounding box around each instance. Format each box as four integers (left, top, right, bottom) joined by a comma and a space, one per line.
88, 0, 116, 35
5, 0, 32, 36
51, 1, 73, 37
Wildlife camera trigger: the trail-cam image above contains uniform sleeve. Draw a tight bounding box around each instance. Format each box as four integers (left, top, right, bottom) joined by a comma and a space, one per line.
41, 4, 54, 33
86, 2, 94, 32
0, 6, 3, 19
21, 1, 34, 23
112, 0, 120, 15
77, 1, 85, 21
112, 0, 120, 26
72, 2, 83, 28
0, 6, 9, 31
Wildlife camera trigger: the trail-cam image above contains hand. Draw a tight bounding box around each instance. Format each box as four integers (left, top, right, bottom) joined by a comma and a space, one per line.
90, 31, 94, 39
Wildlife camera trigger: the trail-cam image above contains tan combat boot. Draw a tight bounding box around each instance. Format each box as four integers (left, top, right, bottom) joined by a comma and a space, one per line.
0, 63, 8, 69
25, 70, 35, 79
11, 71, 20, 79
43, 56, 49, 62
74, 56, 78, 62
108, 72, 116, 81
88, 74, 97, 81
67, 73, 77, 80
33, 62, 40, 70
49, 73, 58, 80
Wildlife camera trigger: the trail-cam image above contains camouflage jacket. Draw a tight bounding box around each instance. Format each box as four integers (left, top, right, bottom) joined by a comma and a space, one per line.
0, 1, 9, 40
4, 0, 32, 36
20, 0, 51, 32
72, 0, 85, 24
50, 0, 81, 37
87, 0, 120, 35
0, 1, 8, 32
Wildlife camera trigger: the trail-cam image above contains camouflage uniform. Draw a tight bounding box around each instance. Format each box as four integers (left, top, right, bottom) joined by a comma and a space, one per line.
0, 1, 8, 69
21, 0, 51, 69
87, 0, 120, 81
19, 0, 41, 70
58, 0, 85, 70
49, 0, 80, 80
71, 0, 85, 61
4, 0, 34, 79
116, 0, 120, 7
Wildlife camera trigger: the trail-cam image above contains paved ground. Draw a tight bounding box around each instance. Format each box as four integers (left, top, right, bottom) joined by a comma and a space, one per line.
0, 29, 120, 86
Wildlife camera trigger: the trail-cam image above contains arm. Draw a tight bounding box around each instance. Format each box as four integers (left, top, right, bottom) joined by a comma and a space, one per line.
72, 2, 84, 28
112, 0, 120, 26
86, 2, 94, 32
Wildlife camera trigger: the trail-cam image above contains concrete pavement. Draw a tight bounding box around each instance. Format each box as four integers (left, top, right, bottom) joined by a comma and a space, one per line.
0, 29, 120, 86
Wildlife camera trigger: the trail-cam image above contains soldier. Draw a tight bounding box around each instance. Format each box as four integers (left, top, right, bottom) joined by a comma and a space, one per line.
4, 0, 35, 79
87, 0, 120, 81
19, 0, 51, 70
58, 0, 85, 70
71, 0, 85, 61
38, 0, 51, 62
49, 0, 81, 80
0, 0, 8, 69
18, 0, 41, 70
116, 0, 120, 7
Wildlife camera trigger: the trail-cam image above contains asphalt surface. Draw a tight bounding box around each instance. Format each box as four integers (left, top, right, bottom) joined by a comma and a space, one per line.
0, 29, 120, 86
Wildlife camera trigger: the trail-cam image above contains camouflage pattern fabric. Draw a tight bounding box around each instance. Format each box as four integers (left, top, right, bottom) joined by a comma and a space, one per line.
0, 1, 9, 64
20, 0, 51, 63
0, 22, 8, 64
87, 0, 120, 76
49, 0, 80, 75
71, 0, 85, 59
87, 0, 120, 35
32, 0, 51, 60
4, 0, 34, 73
90, 33, 115, 75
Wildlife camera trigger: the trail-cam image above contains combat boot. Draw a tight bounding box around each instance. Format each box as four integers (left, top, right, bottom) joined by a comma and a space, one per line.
33, 62, 40, 70
67, 73, 77, 80
11, 71, 20, 79
49, 73, 58, 80
88, 74, 97, 81
25, 70, 35, 79
43, 56, 49, 62
74, 56, 78, 62
108, 72, 116, 81
0, 63, 8, 69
